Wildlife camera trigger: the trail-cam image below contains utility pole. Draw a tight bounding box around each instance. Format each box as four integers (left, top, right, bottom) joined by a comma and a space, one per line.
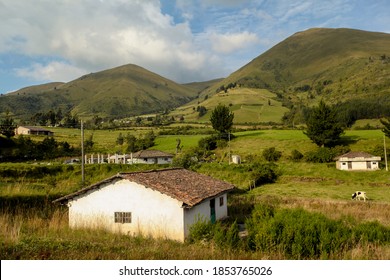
228, 131, 231, 164
384, 135, 388, 171
81, 120, 85, 184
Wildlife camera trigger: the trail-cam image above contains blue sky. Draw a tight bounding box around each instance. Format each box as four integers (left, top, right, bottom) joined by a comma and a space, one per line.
0, 0, 389, 94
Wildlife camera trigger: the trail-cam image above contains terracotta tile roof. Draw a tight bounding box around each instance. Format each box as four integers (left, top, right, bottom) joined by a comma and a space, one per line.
53, 168, 235, 208
132, 150, 174, 158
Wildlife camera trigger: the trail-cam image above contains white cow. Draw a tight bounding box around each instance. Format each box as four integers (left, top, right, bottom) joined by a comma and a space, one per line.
351, 191, 368, 202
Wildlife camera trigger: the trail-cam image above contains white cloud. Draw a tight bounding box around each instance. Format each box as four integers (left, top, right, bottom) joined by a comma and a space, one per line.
15, 61, 87, 82
210, 32, 260, 54
0, 0, 222, 83
279, 1, 313, 22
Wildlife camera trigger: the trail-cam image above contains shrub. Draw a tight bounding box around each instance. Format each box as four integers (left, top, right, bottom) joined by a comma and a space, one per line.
216, 139, 228, 149
246, 207, 353, 259
172, 151, 198, 169
212, 221, 241, 249
251, 163, 279, 187
246, 206, 390, 259
304, 146, 350, 163
187, 216, 214, 243
213, 222, 226, 248
354, 221, 390, 243
189, 218, 241, 250
262, 147, 282, 162
290, 149, 304, 161
304, 147, 334, 163
225, 221, 240, 249
198, 136, 218, 151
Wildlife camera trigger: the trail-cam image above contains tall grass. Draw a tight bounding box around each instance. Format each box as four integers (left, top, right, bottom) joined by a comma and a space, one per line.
245, 204, 390, 259
185, 201, 390, 260
0, 204, 260, 260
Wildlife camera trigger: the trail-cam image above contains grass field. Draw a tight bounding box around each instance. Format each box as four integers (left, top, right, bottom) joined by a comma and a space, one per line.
32, 121, 387, 156
171, 88, 289, 124
2, 128, 390, 259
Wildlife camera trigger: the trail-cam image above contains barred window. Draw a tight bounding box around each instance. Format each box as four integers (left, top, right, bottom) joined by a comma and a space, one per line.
114, 212, 132, 223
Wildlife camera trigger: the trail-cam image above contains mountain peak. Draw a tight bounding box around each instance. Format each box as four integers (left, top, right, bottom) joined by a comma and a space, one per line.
209, 27, 390, 97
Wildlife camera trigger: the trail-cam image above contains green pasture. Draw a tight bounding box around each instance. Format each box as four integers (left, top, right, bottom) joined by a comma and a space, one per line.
352, 119, 383, 129
216, 129, 385, 161
28, 127, 386, 159
154, 134, 207, 154
171, 88, 288, 124
254, 162, 390, 202
46, 127, 162, 153
5, 127, 389, 204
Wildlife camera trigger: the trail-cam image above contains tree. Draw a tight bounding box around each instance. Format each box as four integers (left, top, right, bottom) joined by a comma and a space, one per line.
197, 106, 207, 117
210, 104, 234, 136
304, 100, 344, 147
380, 117, 390, 138
39, 137, 58, 159
116, 133, 124, 145
125, 134, 137, 153
47, 110, 56, 126
0, 113, 17, 138
63, 113, 79, 128
84, 134, 94, 152
136, 130, 156, 150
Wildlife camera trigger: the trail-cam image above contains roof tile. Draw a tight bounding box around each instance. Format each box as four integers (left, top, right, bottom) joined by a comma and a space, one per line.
53, 168, 235, 207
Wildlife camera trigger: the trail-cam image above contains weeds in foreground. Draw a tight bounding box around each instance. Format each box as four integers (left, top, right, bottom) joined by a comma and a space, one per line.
187, 203, 390, 260
1, 200, 390, 260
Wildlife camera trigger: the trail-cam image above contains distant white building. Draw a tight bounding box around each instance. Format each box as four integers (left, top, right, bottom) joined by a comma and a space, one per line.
15, 126, 53, 136
335, 151, 381, 171
129, 150, 174, 165
53, 168, 235, 242
87, 150, 174, 165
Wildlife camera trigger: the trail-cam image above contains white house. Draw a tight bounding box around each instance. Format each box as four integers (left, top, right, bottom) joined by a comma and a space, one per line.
104, 150, 174, 164
53, 168, 235, 242
128, 150, 174, 165
335, 151, 381, 171
15, 126, 54, 136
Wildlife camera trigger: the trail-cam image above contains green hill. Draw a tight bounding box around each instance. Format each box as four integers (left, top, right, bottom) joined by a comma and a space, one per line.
0, 64, 198, 120
204, 28, 390, 106
173, 28, 390, 126
8, 82, 65, 96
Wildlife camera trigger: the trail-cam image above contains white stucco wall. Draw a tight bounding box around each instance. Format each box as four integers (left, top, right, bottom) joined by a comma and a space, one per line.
184, 193, 228, 237
16, 127, 30, 135
337, 160, 380, 170
157, 157, 173, 164
352, 161, 369, 170
370, 161, 379, 169
68, 179, 186, 241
